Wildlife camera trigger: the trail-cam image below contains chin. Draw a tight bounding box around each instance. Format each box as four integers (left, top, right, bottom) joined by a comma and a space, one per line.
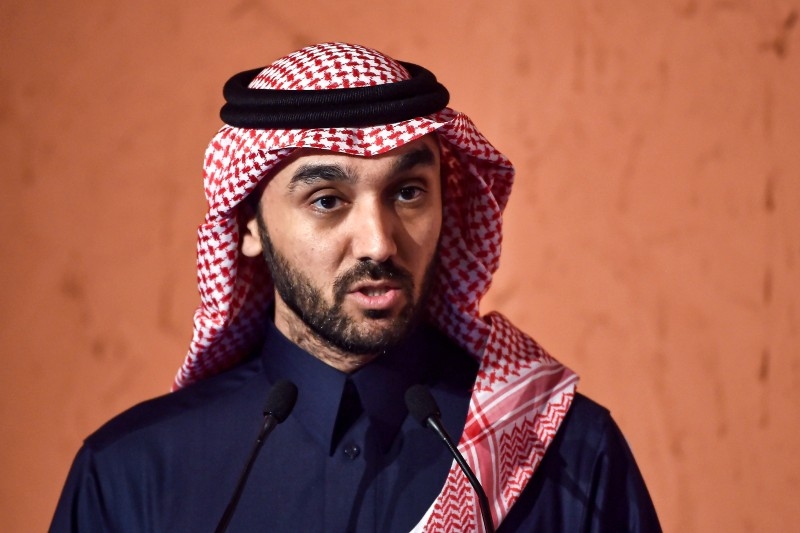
362, 308, 395, 320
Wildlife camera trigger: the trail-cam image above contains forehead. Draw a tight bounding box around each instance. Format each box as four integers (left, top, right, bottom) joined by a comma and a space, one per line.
268, 134, 441, 185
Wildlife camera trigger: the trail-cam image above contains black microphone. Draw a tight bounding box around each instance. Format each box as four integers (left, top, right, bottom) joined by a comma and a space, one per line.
215, 379, 298, 533
405, 384, 495, 533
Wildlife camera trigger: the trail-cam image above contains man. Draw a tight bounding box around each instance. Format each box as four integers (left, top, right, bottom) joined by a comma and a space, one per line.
51, 42, 661, 532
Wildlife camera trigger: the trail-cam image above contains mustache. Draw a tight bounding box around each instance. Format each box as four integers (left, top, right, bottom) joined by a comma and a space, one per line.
332, 261, 414, 301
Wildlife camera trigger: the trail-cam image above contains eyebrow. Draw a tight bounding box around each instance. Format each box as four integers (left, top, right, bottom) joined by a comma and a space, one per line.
288, 163, 354, 191
391, 144, 437, 174
287, 144, 437, 191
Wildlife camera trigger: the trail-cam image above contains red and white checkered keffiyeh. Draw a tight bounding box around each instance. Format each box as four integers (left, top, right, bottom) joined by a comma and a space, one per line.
175, 42, 578, 532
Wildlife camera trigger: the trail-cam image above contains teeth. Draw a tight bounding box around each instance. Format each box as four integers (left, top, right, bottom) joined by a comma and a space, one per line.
363, 287, 387, 296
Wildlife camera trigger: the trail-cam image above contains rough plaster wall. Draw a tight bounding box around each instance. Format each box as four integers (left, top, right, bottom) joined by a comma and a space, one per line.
1, 1, 798, 531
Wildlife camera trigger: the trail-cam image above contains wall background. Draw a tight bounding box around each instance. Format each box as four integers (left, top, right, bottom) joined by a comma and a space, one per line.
2, 1, 798, 531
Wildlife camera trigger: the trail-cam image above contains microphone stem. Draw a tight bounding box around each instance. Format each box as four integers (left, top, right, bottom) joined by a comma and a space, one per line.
215, 414, 279, 533
426, 417, 495, 533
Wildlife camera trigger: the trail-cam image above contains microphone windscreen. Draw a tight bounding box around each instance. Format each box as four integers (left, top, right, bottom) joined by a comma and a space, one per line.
404, 384, 441, 426
263, 380, 298, 423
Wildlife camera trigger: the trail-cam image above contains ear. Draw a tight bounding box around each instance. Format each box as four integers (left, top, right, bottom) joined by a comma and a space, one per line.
239, 204, 264, 258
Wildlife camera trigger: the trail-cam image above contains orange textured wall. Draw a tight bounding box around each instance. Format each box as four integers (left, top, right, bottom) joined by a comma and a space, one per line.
2, 2, 799, 531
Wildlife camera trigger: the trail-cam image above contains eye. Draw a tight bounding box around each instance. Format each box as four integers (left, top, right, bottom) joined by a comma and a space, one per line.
396, 185, 425, 203
311, 195, 343, 211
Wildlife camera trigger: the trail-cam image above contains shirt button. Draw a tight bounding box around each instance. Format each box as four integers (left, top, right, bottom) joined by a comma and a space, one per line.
343, 444, 361, 459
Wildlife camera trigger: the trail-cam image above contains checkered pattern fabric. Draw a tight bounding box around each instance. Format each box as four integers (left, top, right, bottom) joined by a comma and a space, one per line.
175, 42, 578, 531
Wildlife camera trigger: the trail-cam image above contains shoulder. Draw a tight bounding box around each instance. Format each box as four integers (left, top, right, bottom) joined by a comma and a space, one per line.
561, 393, 614, 438
84, 353, 265, 452
52, 355, 271, 532
546, 392, 635, 468
500, 393, 662, 531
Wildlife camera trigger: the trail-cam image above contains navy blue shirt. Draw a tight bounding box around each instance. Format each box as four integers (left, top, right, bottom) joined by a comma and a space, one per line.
51, 321, 661, 532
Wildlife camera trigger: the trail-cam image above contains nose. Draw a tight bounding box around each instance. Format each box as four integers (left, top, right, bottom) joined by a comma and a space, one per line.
350, 201, 397, 263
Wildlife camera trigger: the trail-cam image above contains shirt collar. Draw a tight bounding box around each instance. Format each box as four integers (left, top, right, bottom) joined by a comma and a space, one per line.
260, 318, 434, 454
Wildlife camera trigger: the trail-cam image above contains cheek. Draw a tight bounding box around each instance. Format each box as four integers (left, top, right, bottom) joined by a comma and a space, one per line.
277, 225, 343, 281
420, 223, 442, 256
423, 203, 444, 248
407, 212, 443, 269
281, 229, 329, 263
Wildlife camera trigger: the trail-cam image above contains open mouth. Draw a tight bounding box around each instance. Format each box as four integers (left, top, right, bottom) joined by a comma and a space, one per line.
359, 286, 392, 296
347, 282, 404, 310
350, 280, 401, 294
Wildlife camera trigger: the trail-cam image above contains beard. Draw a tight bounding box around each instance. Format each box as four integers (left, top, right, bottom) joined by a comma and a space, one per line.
257, 213, 436, 355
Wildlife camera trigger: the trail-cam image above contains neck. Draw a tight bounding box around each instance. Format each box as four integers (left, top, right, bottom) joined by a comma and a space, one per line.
273, 301, 379, 373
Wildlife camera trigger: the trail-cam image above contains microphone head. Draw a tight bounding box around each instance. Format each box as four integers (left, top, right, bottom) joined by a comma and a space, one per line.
263, 380, 298, 423
404, 384, 441, 427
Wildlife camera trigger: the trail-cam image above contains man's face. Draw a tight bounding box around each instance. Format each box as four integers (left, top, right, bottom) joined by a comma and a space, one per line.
241, 135, 443, 360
